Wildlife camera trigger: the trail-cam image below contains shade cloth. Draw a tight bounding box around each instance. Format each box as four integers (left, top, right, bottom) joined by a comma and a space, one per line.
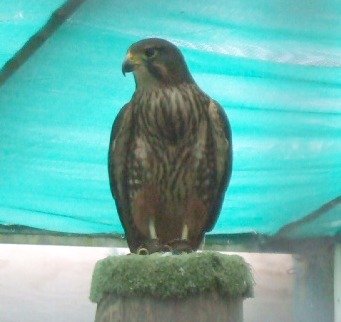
0, 0, 340, 237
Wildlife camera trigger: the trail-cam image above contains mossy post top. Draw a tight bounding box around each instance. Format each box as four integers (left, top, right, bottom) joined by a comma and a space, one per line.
90, 251, 253, 303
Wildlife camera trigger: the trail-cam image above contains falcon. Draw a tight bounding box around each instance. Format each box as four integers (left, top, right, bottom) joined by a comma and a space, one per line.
108, 38, 232, 254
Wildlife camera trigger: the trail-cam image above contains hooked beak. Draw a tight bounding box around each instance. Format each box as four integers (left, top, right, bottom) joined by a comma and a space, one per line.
122, 52, 138, 76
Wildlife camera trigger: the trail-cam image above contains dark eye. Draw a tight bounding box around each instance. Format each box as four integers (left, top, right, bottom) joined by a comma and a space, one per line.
144, 47, 157, 58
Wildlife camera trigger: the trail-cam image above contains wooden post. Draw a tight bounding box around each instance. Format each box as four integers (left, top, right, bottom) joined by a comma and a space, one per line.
90, 252, 253, 322
292, 241, 334, 322
95, 292, 242, 322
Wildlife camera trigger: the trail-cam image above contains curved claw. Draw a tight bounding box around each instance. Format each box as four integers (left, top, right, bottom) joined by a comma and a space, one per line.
148, 239, 163, 253
168, 239, 193, 254
137, 239, 164, 255
162, 244, 172, 252
137, 247, 149, 255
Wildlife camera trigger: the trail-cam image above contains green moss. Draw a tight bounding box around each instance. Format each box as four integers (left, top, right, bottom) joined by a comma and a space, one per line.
90, 252, 253, 303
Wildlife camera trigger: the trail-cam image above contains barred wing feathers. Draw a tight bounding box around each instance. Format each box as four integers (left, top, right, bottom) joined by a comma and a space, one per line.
108, 103, 134, 235
205, 99, 232, 232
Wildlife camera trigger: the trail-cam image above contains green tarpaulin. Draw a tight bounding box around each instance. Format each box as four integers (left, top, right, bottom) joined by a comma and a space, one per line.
0, 0, 340, 238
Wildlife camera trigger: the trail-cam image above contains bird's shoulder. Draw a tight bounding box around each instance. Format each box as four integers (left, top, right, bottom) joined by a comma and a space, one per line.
206, 98, 231, 141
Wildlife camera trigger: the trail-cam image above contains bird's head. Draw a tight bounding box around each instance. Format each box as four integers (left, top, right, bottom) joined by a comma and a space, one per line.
122, 38, 194, 90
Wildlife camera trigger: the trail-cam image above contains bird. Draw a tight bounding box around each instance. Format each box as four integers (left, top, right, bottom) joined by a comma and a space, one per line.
108, 38, 232, 254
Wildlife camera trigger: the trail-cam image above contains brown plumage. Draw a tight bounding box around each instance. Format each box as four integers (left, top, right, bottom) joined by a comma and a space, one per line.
108, 38, 232, 254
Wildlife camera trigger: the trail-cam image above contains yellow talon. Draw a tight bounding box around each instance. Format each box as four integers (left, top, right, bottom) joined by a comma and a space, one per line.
162, 244, 172, 252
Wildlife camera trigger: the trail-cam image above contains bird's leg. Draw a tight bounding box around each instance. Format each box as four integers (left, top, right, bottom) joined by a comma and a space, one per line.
181, 224, 188, 240
139, 217, 163, 254
149, 217, 157, 239
168, 224, 193, 254
136, 217, 162, 255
